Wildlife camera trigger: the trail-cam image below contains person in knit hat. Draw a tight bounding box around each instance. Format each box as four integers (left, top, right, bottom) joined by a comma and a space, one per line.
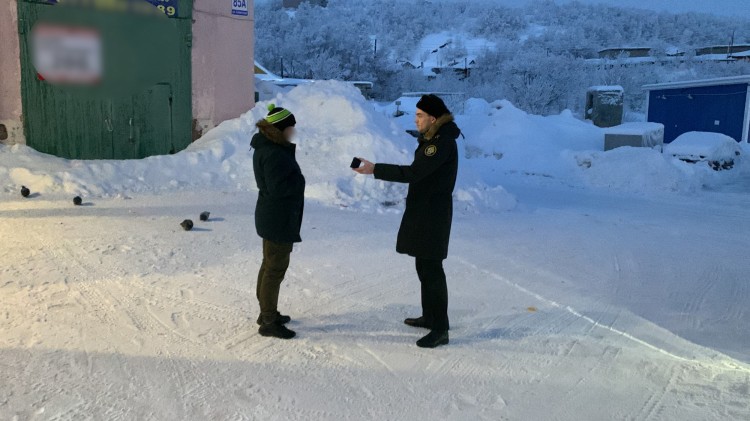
353, 94, 460, 349
250, 104, 305, 340
265, 104, 297, 133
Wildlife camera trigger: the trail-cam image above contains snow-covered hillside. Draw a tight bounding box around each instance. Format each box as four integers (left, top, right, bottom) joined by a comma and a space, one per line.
255, 0, 750, 113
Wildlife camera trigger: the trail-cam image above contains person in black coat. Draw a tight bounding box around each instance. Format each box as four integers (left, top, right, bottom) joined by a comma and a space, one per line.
354, 94, 459, 348
251, 104, 306, 340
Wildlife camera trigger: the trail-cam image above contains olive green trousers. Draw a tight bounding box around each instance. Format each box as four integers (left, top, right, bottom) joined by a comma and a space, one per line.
256, 239, 293, 322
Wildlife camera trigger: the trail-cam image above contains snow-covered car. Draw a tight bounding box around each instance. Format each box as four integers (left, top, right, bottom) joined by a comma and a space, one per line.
664, 131, 742, 171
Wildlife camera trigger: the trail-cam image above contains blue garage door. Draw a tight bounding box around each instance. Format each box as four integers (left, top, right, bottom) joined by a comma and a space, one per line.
648, 83, 748, 143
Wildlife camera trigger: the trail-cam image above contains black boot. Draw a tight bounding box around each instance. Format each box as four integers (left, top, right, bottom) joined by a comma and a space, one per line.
259, 322, 296, 339
416, 330, 449, 348
404, 316, 431, 329
256, 312, 292, 326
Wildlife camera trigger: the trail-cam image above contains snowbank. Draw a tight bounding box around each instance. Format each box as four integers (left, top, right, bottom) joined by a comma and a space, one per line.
571, 147, 706, 194
0, 139, 250, 198
571, 133, 747, 195
247, 81, 415, 210
0, 81, 515, 212
0, 82, 414, 210
407, 98, 743, 196
386, 97, 604, 187
455, 100, 604, 180
5, 83, 745, 209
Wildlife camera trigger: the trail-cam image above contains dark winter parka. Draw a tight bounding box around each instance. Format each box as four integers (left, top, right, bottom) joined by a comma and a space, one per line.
251, 120, 306, 244
374, 114, 460, 260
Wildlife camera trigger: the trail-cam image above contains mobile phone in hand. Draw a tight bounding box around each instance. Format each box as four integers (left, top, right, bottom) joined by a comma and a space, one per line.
350, 157, 362, 169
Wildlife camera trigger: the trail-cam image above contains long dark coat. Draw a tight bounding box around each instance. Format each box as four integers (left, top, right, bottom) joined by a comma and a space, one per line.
251, 120, 306, 244
374, 114, 460, 260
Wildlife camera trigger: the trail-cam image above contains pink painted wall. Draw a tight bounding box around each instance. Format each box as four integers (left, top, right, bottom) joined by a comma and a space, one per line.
192, 0, 255, 132
0, 0, 24, 144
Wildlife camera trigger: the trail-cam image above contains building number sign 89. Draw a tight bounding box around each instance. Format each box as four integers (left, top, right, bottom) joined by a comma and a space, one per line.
46, 0, 179, 18
156, 4, 176, 16
149, 0, 178, 17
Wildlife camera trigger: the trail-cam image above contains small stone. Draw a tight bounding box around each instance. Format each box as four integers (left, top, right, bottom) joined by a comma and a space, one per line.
73, 196, 83, 206
180, 219, 194, 231
200, 211, 210, 222
21, 186, 30, 198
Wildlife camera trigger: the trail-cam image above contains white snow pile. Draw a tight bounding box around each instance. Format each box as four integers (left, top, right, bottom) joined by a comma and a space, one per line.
0, 138, 249, 199
387, 97, 604, 184
570, 147, 707, 194
0, 82, 411, 210
3, 82, 746, 208
455, 98, 603, 179
572, 132, 747, 194
435, 97, 746, 195
0, 81, 515, 211
249, 82, 415, 210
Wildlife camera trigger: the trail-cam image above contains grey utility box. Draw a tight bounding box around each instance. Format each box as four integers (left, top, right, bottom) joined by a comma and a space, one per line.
604, 122, 665, 151
586, 86, 624, 128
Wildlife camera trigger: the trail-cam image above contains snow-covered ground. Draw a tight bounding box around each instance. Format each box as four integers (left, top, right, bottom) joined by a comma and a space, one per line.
2, 82, 750, 420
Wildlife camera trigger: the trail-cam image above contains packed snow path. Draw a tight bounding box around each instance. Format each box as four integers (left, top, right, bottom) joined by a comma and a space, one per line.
1, 185, 749, 420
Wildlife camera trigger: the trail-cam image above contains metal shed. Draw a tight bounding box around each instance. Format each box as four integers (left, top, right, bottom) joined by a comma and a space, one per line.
16, 0, 194, 160
643, 76, 750, 144
1, 0, 256, 160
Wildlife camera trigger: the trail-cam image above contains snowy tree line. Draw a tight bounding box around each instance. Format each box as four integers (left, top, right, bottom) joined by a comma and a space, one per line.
255, 0, 750, 115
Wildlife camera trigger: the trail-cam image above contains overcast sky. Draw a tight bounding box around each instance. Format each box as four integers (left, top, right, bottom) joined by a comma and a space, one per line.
453, 0, 749, 17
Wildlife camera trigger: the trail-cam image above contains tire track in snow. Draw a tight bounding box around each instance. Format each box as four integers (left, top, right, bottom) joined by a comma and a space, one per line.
455, 257, 750, 373
551, 345, 622, 420
631, 364, 679, 421
29, 230, 136, 337
681, 265, 719, 319
28, 229, 243, 418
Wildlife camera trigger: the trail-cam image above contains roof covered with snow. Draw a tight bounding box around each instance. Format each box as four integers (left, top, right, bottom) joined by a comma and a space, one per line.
643, 75, 750, 91
254, 61, 283, 81
588, 85, 624, 92
603, 122, 664, 135
409, 32, 496, 75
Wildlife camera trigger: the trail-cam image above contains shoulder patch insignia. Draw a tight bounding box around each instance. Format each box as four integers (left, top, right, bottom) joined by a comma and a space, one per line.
425, 145, 437, 157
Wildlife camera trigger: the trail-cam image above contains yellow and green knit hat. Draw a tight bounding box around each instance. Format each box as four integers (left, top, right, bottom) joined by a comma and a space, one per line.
265, 103, 297, 131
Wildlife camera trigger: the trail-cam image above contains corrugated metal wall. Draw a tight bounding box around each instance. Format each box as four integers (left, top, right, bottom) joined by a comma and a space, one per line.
647, 83, 748, 143
17, 0, 193, 159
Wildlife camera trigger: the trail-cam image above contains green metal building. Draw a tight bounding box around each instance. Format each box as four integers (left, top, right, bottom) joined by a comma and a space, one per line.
1, 0, 255, 160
